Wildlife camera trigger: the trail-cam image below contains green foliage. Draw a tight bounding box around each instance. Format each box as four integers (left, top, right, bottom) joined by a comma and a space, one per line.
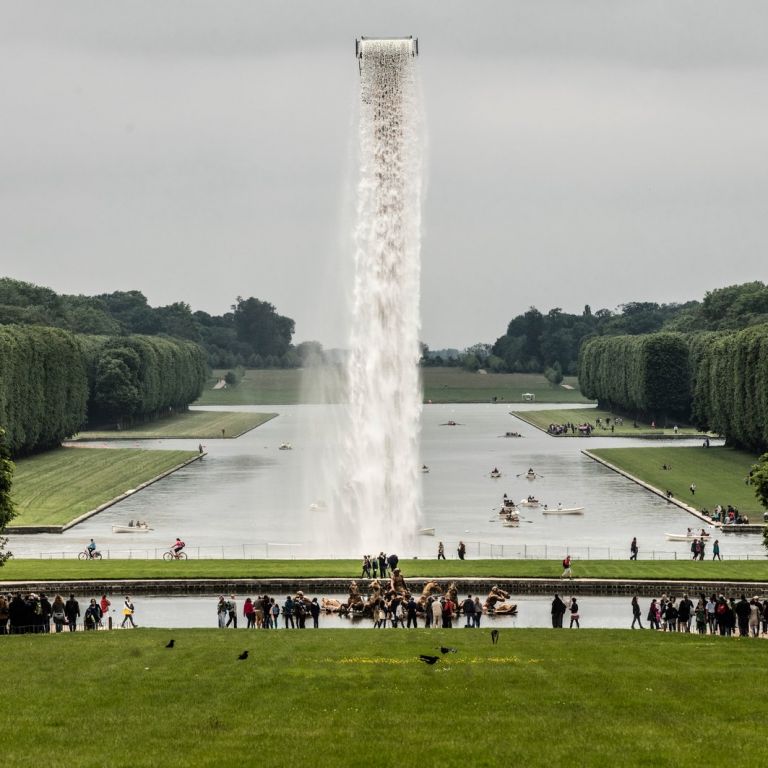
748, 452, 768, 511
0, 324, 88, 455
0, 429, 16, 564
578, 332, 690, 421
544, 362, 564, 387
232, 296, 295, 360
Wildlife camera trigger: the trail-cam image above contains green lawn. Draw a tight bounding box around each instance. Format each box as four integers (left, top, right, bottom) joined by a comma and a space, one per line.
194, 367, 592, 405
2, 629, 767, 767
513, 407, 705, 438
9, 447, 200, 527
589, 446, 762, 514
75, 410, 276, 440
2, 558, 767, 582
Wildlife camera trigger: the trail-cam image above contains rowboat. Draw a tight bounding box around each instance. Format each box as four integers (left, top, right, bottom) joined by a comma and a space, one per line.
278, 442, 292, 450
418, 527, 436, 536
542, 506, 584, 515
665, 532, 711, 541
519, 498, 540, 507
112, 523, 152, 534
490, 470, 502, 479
502, 519, 520, 527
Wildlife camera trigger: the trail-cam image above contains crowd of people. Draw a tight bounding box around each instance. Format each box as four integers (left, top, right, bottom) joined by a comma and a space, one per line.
627, 593, 768, 636
707, 504, 751, 525
0, 592, 137, 633
216, 593, 321, 629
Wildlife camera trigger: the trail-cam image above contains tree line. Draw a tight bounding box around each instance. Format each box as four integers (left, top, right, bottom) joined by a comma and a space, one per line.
578, 324, 768, 453
429, 281, 768, 376
0, 278, 308, 369
0, 325, 207, 457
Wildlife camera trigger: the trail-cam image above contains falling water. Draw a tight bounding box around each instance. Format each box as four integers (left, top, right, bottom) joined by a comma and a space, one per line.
317, 38, 424, 557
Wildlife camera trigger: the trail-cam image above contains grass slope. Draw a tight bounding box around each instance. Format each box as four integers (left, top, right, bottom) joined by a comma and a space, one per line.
514, 407, 704, 437
10, 447, 199, 526
2, 559, 767, 582
590, 446, 762, 514
2, 629, 768, 767
195, 368, 592, 405
75, 410, 276, 440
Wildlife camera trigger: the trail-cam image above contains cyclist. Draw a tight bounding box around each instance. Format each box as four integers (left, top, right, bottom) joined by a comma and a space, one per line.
86, 539, 97, 559
171, 538, 185, 558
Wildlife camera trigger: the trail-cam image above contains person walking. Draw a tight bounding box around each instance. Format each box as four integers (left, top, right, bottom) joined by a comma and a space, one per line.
689, 482, 696, 495
361, 555, 371, 579
561, 555, 573, 579
226, 595, 238, 629
217, 596, 228, 628
712, 539, 721, 560
568, 597, 580, 628
631, 596, 644, 629
64, 593, 80, 632
473, 596, 483, 628
437, 542, 446, 560
630, 537, 638, 561
51, 595, 67, 633
121, 596, 136, 628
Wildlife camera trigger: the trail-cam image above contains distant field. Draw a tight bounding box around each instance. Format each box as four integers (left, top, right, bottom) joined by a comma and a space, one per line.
513, 408, 705, 438
9, 447, 200, 527
3, 558, 767, 582
76, 411, 276, 440
588, 446, 762, 514
195, 367, 591, 405
2, 629, 768, 767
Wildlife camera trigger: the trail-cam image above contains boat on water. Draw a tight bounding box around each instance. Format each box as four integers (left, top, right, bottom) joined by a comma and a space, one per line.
519, 497, 540, 507
112, 522, 152, 534
490, 469, 502, 479
502, 518, 520, 527
503, 432, 522, 438
542, 506, 584, 515
418, 527, 436, 536
421, 465, 430, 473
278, 443, 292, 450
665, 531, 711, 541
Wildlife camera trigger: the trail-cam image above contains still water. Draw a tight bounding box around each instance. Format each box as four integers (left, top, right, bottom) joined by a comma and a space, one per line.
111, 594, 677, 631
8, 403, 764, 559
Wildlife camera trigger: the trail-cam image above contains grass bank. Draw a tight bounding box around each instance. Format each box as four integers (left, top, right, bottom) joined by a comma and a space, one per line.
2, 558, 767, 582
513, 407, 704, 438
2, 629, 767, 767
75, 410, 276, 440
195, 368, 592, 405
10, 448, 200, 528
589, 446, 762, 514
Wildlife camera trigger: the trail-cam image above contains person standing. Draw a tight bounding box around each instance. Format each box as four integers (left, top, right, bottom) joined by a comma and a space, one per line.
431, 596, 443, 628
121, 596, 136, 628
473, 596, 483, 628
39, 593, 52, 633
462, 595, 475, 628
310, 598, 321, 629
270, 598, 280, 629
551, 594, 566, 628
406, 596, 418, 629
64, 593, 80, 632
243, 598, 255, 628
85, 598, 102, 630
217, 596, 228, 628
51, 595, 67, 633
361, 555, 371, 578
437, 542, 445, 560
712, 539, 721, 560
378, 553, 388, 579
631, 596, 644, 629
689, 482, 696, 495
569, 597, 580, 628
457, 542, 466, 561
442, 596, 454, 628
735, 595, 751, 637
99, 595, 111, 627
282, 596, 294, 629
630, 538, 638, 561
647, 599, 660, 630
677, 594, 693, 632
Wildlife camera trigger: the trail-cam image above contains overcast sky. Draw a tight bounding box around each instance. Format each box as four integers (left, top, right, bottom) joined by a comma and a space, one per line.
2, 2, 767, 349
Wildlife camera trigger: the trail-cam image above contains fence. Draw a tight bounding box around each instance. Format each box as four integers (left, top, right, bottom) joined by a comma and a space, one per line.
15, 541, 765, 561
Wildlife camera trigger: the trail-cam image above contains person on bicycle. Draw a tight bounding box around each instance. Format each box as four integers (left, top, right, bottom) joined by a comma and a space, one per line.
86, 539, 97, 558
171, 538, 185, 558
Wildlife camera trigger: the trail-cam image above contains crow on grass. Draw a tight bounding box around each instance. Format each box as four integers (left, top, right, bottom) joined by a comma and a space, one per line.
165, 639, 175, 649
440, 646, 457, 654
237, 650, 249, 660
419, 655, 440, 665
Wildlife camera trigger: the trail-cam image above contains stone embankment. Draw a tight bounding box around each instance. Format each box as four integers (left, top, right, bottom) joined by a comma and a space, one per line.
2, 577, 766, 599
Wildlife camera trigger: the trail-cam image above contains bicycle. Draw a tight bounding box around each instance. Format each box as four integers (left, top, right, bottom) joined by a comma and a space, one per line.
162, 549, 188, 561
78, 549, 102, 560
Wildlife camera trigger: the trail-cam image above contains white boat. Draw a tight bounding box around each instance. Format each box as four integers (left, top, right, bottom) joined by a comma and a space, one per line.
112, 523, 152, 534
665, 532, 711, 541
278, 443, 292, 450
519, 498, 540, 507
542, 506, 584, 515
502, 519, 520, 527
418, 527, 435, 536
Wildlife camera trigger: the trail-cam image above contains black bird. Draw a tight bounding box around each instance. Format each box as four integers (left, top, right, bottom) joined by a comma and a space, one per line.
419, 655, 439, 665
165, 639, 175, 648
440, 646, 457, 654
491, 629, 499, 645
237, 650, 249, 660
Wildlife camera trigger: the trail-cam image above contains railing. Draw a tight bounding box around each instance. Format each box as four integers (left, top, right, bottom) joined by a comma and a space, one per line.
12, 541, 765, 562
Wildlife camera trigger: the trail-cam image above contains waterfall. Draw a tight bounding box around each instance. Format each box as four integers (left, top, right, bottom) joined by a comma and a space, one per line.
318, 38, 424, 558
